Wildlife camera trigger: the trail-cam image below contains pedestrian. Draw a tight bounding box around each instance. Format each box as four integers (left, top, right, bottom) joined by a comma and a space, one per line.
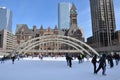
113, 53, 119, 65
80, 54, 83, 63
65, 53, 69, 66
95, 54, 107, 75
91, 54, 97, 73
77, 54, 82, 63
1, 55, 5, 63
11, 56, 15, 64
39, 53, 43, 60
107, 54, 114, 68
68, 55, 73, 68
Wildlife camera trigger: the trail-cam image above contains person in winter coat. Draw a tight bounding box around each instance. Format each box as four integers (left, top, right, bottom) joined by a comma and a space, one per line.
107, 54, 114, 68
1, 55, 5, 63
65, 53, 69, 66
68, 56, 73, 68
95, 54, 106, 75
11, 56, 15, 64
78, 54, 82, 63
113, 53, 119, 65
91, 54, 97, 73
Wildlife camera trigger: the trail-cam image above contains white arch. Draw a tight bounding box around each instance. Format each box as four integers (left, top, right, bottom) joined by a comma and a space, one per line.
23, 40, 83, 55
16, 35, 99, 55
19, 38, 90, 55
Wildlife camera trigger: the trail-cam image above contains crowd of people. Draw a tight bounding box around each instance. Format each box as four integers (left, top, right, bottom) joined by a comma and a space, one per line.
91, 53, 120, 76
65, 53, 85, 68
0, 55, 16, 64
0, 52, 120, 76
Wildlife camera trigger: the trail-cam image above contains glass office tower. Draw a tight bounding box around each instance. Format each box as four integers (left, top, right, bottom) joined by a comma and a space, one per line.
0, 7, 12, 32
90, 0, 116, 47
58, 2, 72, 29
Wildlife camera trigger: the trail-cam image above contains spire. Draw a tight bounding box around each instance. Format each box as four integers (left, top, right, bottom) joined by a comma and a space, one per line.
71, 3, 77, 11
40, 25, 43, 30
70, 3, 77, 15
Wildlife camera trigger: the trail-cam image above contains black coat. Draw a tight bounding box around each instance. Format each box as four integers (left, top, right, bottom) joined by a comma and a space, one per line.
91, 56, 97, 63
98, 56, 106, 67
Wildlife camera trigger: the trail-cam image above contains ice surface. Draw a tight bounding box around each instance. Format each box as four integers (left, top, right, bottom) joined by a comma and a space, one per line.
0, 57, 120, 80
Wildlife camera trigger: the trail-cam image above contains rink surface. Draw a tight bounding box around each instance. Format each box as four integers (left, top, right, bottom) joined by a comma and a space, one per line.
0, 57, 120, 80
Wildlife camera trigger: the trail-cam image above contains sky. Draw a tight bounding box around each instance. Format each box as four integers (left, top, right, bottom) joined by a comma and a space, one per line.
0, 0, 120, 40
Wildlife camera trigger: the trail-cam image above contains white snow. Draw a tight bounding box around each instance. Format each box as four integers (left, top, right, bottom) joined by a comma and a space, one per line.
0, 57, 120, 80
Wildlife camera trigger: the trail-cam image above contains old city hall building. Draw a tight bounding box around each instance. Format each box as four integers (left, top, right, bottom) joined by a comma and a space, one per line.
15, 4, 84, 55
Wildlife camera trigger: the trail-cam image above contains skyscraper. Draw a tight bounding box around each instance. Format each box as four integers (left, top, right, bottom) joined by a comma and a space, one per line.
58, 2, 72, 29
89, 0, 116, 47
0, 7, 12, 32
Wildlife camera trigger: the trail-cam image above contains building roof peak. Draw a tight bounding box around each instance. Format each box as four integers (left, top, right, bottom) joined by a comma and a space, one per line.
71, 3, 77, 10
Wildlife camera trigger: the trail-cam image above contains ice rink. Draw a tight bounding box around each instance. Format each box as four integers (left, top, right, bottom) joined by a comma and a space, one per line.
0, 57, 120, 80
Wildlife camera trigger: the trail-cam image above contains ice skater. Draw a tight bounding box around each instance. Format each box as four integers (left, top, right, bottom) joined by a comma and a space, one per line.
91, 54, 97, 73
11, 56, 15, 64
65, 53, 69, 66
95, 54, 106, 75
77, 54, 82, 63
107, 54, 114, 68
1, 55, 5, 63
113, 53, 119, 65
68, 56, 73, 68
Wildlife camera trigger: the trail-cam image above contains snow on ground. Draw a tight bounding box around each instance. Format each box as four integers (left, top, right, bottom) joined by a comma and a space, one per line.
0, 57, 120, 80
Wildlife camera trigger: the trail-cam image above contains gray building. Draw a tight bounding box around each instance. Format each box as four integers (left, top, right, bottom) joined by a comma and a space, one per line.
0, 29, 15, 56
89, 0, 116, 47
58, 2, 72, 29
0, 7, 12, 32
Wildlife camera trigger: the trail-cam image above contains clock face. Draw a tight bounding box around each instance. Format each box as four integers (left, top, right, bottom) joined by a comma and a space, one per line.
71, 10, 77, 14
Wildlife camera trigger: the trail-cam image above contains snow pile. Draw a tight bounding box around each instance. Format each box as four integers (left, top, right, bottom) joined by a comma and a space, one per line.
22, 56, 91, 62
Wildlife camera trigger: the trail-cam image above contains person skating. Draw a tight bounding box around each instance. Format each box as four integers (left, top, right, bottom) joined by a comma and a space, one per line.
68, 56, 73, 68
113, 53, 119, 65
95, 54, 106, 75
11, 56, 15, 64
107, 54, 114, 68
1, 55, 5, 63
65, 53, 69, 66
91, 54, 97, 73
77, 54, 82, 63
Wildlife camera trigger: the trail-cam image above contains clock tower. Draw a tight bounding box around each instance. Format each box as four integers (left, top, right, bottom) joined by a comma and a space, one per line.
67, 4, 84, 41
70, 4, 77, 25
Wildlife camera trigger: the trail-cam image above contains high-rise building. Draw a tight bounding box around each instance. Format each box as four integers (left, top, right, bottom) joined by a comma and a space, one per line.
58, 2, 72, 29
0, 7, 12, 32
89, 0, 116, 47
0, 29, 15, 56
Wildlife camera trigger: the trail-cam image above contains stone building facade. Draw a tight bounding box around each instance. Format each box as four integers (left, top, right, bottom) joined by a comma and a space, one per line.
15, 4, 84, 54
15, 24, 62, 53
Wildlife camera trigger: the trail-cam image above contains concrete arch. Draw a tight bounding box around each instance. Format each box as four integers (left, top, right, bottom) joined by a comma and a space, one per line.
16, 35, 99, 56
23, 40, 83, 55
19, 38, 90, 55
